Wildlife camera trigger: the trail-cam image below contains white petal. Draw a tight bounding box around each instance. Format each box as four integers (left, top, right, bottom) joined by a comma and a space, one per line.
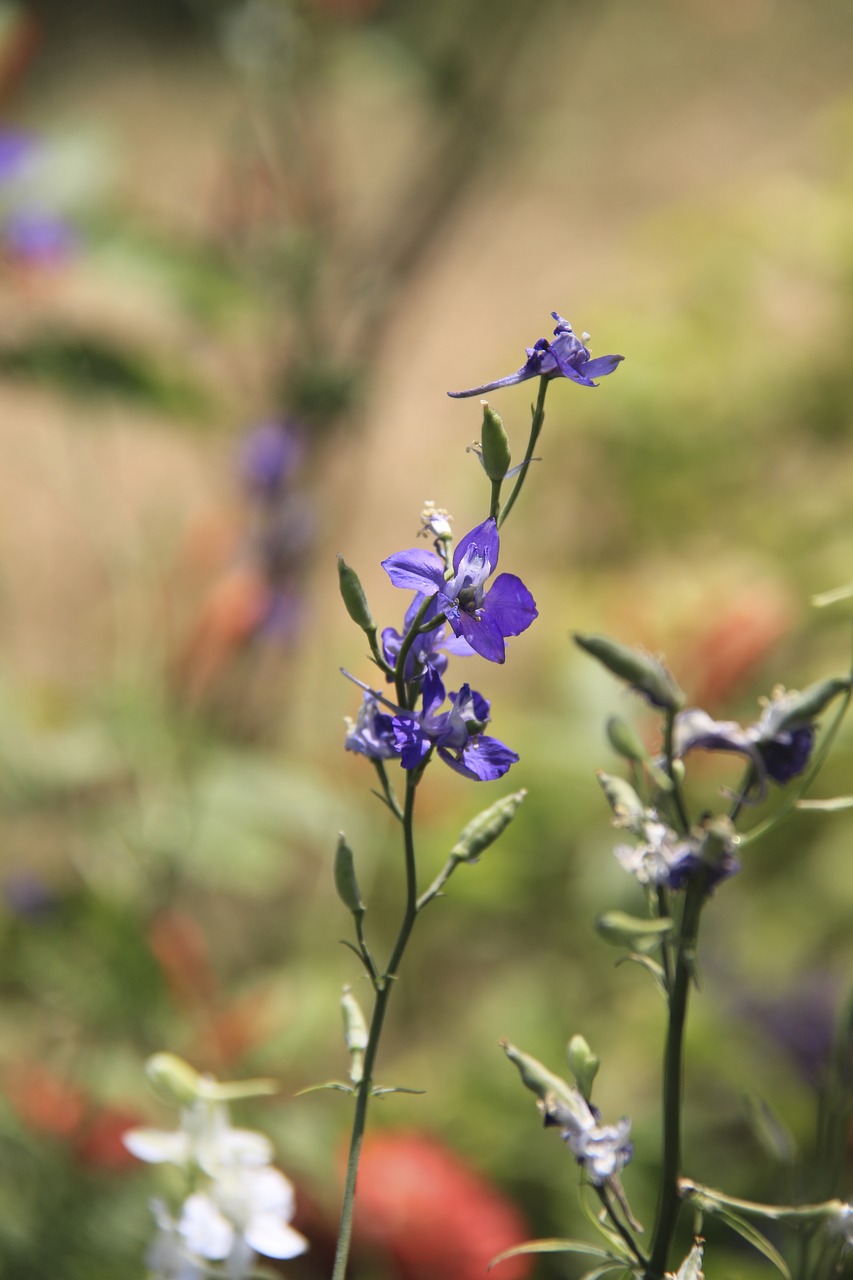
179, 1193, 234, 1260
123, 1127, 191, 1165
245, 1215, 309, 1259
245, 1166, 295, 1216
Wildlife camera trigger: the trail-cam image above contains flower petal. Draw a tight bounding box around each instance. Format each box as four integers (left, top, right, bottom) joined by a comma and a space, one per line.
452, 517, 500, 576
482, 573, 537, 638
179, 1193, 234, 1260
458, 608, 506, 663
245, 1216, 309, 1260
580, 353, 624, 381
456, 735, 519, 781
123, 1127, 191, 1165
381, 547, 446, 595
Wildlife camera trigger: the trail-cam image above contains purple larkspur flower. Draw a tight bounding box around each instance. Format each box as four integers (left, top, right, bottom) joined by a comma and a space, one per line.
614, 812, 739, 893
543, 1093, 633, 1187
381, 517, 537, 664
673, 697, 818, 801
448, 312, 623, 398
345, 692, 397, 761
2, 209, 77, 263
391, 667, 518, 781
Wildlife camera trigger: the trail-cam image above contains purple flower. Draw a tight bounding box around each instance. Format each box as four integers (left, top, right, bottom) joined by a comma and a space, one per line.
673, 700, 817, 800
448, 312, 623, 398
391, 668, 518, 781
345, 692, 398, 762
543, 1093, 633, 1187
381, 517, 537, 664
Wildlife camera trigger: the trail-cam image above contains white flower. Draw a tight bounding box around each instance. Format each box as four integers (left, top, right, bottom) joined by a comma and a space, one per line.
127, 1097, 308, 1280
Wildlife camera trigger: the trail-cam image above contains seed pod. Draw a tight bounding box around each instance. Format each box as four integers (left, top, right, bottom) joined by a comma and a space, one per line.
480, 401, 512, 481
501, 1039, 590, 1128
337, 554, 376, 636
334, 833, 365, 917
450, 790, 527, 863
574, 632, 685, 711
596, 911, 673, 948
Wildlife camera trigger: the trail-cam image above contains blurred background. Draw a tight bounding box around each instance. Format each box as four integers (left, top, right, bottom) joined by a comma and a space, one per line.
1, 0, 853, 1275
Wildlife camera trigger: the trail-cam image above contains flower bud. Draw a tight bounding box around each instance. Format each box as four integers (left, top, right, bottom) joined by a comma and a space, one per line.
501, 1039, 587, 1121
334, 833, 365, 917
145, 1053, 202, 1106
764, 676, 851, 734
341, 985, 369, 1084
606, 715, 647, 764
596, 771, 644, 826
567, 1034, 599, 1102
479, 401, 512, 481
337, 554, 376, 636
574, 632, 685, 711
450, 790, 527, 863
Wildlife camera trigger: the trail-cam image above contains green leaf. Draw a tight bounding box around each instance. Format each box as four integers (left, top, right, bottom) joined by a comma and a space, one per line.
671, 1242, 704, 1279
294, 1080, 354, 1096
614, 953, 669, 998
489, 1239, 616, 1270
596, 911, 673, 950
710, 1205, 791, 1278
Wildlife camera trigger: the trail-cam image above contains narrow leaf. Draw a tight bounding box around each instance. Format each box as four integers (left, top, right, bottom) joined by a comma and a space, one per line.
489, 1239, 614, 1270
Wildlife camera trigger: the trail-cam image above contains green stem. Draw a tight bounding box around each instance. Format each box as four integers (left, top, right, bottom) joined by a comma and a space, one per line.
663, 709, 690, 835
394, 595, 434, 708
646, 876, 707, 1278
497, 377, 548, 528
331, 775, 420, 1280
678, 1178, 846, 1225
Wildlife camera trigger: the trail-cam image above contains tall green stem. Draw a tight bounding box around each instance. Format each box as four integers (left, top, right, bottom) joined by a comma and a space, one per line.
646, 877, 706, 1278
498, 377, 548, 528
331, 775, 420, 1280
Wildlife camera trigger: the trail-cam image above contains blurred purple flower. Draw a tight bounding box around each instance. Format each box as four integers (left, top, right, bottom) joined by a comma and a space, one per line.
239, 421, 303, 501
448, 312, 623, 398
382, 517, 536, 664
741, 976, 839, 1087
0, 128, 36, 179
3, 871, 58, 919
3, 209, 77, 263
673, 701, 816, 801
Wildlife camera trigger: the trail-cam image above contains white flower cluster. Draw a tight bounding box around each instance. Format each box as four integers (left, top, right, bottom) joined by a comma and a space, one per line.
124, 1097, 308, 1280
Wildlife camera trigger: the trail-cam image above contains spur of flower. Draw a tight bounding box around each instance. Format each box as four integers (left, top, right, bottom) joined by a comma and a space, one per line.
382, 517, 537, 664
344, 669, 518, 781
448, 311, 623, 398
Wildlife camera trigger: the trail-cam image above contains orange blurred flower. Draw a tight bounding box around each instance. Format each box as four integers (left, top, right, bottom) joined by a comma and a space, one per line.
4, 1061, 86, 1139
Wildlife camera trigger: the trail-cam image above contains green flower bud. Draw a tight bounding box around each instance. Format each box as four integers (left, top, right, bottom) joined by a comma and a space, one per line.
764, 675, 851, 734
574, 632, 685, 711
334, 833, 365, 916
341, 985, 369, 1084
567, 1034, 600, 1102
450, 790, 527, 863
480, 401, 512, 482
337, 555, 376, 635
145, 1053, 202, 1106
596, 771, 644, 826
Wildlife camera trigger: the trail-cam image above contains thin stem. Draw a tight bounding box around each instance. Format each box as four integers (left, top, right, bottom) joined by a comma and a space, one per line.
646, 875, 707, 1279
489, 477, 503, 522
498, 377, 548, 528
394, 595, 434, 708
595, 1186, 648, 1268
662, 709, 690, 835
331, 775, 420, 1280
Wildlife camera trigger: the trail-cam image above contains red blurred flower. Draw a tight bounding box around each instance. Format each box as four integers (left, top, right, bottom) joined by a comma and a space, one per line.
4, 1061, 86, 1139
352, 1132, 532, 1280
74, 1104, 144, 1172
